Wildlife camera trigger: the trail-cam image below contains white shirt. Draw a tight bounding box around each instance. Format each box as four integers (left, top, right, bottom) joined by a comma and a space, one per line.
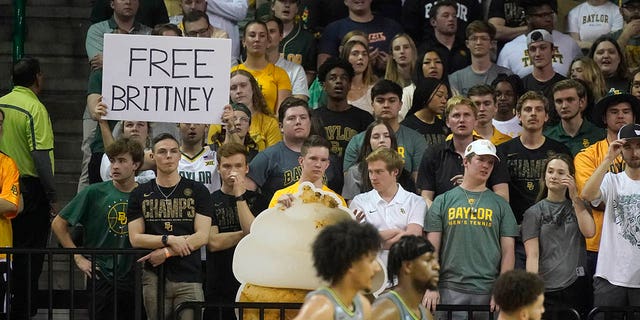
497, 30, 582, 78
492, 116, 523, 138
276, 57, 309, 98
592, 171, 640, 288
206, 0, 247, 64
349, 185, 426, 266
567, 2, 623, 43
178, 146, 221, 194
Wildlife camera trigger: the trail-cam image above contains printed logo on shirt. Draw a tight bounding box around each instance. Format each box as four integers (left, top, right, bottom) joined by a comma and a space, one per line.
613, 194, 640, 247
107, 201, 129, 236
179, 170, 213, 186
582, 14, 609, 24
141, 198, 196, 221
424, 2, 469, 21
521, 46, 564, 67
447, 206, 493, 227
11, 184, 17, 196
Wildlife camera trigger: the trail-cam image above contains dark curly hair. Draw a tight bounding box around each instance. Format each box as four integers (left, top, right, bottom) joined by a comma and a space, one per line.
387, 235, 435, 284
493, 270, 545, 313
312, 220, 381, 284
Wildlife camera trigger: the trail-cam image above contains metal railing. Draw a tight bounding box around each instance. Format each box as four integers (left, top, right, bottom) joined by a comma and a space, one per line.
587, 306, 640, 320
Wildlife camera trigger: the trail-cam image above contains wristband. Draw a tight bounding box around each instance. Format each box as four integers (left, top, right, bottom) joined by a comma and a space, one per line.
235, 194, 246, 202
163, 247, 172, 258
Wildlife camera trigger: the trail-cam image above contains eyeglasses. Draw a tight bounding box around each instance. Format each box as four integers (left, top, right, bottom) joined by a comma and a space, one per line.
528, 11, 554, 18
186, 27, 211, 37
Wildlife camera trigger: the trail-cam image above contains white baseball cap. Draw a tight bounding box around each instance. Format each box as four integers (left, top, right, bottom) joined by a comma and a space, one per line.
464, 139, 500, 161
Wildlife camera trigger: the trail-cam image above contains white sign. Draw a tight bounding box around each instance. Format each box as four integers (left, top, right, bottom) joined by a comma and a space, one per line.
101, 34, 231, 124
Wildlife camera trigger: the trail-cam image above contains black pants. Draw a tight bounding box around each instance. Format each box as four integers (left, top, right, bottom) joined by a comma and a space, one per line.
544, 276, 591, 320
10, 177, 50, 319
88, 274, 138, 320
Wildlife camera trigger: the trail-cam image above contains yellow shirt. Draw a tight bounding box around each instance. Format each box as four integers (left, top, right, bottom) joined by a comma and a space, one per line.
574, 138, 625, 252
268, 181, 347, 208
207, 111, 282, 151
490, 127, 512, 146
0, 152, 20, 261
231, 63, 292, 115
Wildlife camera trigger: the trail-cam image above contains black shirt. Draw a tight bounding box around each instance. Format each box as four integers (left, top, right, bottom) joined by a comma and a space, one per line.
416, 139, 510, 197
206, 190, 260, 302
401, 114, 449, 147
315, 106, 374, 161
497, 136, 571, 223
127, 178, 213, 282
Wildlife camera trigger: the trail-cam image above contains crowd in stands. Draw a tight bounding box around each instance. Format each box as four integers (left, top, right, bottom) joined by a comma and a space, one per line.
2, 0, 640, 319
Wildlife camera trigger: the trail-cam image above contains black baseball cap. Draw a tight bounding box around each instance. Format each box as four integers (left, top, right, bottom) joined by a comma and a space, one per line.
593, 88, 640, 128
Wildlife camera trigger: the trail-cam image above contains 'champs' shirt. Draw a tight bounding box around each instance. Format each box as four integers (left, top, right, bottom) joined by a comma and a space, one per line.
127, 178, 213, 282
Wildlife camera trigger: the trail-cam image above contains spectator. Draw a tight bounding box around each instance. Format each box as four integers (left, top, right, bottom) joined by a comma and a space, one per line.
567, 0, 623, 50
90, 0, 168, 29
610, 0, 640, 71
204, 142, 258, 320
264, 17, 310, 101
315, 58, 374, 162
402, 0, 483, 45
208, 70, 282, 151
183, 10, 231, 67
232, 20, 292, 115
372, 235, 438, 320
493, 270, 546, 320
385, 33, 417, 88
128, 133, 213, 320
522, 153, 595, 319
568, 56, 608, 102
293, 220, 381, 320
0, 109, 20, 320
589, 35, 629, 90
350, 147, 426, 268
342, 120, 416, 203
212, 103, 260, 161
630, 68, 640, 100
497, 91, 571, 268
271, 0, 318, 84
246, 97, 343, 212
206, 0, 248, 64
317, 0, 403, 73
401, 77, 450, 147
152, 22, 183, 36
581, 123, 640, 318
487, 0, 527, 46
177, 123, 220, 194
0, 57, 56, 319
424, 139, 518, 319
343, 80, 427, 181
545, 79, 605, 156
270, 135, 346, 208
86, 0, 152, 71
168, 0, 205, 27
497, 0, 582, 78
521, 29, 568, 125
340, 39, 377, 114
401, 49, 447, 119
490, 74, 525, 138
417, 96, 510, 206
52, 138, 143, 320
573, 88, 639, 293
467, 85, 512, 146
449, 21, 512, 97
418, 0, 471, 74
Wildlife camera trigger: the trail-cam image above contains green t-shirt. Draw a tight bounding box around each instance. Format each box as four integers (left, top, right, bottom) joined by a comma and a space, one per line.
543, 119, 605, 157
59, 181, 134, 281
0, 86, 54, 177
425, 186, 518, 294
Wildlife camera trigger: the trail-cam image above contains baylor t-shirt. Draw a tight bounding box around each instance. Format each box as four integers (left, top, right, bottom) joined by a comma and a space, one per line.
59, 181, 133, 281
127, 178, 213, 282
425, 186, 518, 294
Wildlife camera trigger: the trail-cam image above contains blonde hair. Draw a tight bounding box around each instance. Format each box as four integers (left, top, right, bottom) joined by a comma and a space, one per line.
365, 147, 405, 173
444, 96, 478, 119
569, 57, 607, 101
384, 34, 417, 87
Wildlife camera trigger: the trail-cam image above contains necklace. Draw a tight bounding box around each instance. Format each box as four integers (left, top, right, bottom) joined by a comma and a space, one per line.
156, 178, 180, 200
462, 188, 486, 214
